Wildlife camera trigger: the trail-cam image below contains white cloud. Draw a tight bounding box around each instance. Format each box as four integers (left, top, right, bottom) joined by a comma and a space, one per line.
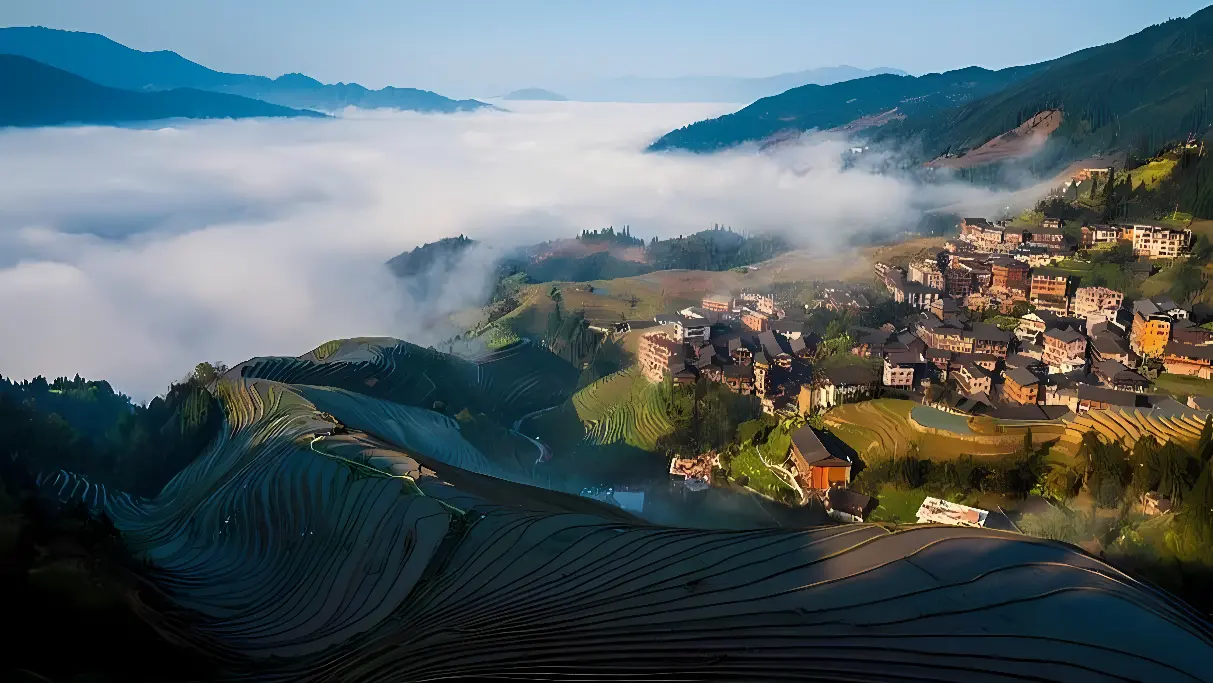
0, 102, 1035, 400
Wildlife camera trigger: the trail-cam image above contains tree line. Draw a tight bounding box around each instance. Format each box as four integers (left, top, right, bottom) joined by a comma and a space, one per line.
0, 364, 224, 497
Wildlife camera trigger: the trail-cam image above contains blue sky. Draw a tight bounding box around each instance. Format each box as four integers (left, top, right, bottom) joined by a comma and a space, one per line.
1, 0, 1210, 96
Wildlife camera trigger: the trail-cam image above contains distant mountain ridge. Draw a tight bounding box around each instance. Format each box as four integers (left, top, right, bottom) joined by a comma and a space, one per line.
651, 5, 1213, 169
561, 65, 907, 103
502, 88, 567, 101
0, 54, 323, 127
0, 26, 487, 113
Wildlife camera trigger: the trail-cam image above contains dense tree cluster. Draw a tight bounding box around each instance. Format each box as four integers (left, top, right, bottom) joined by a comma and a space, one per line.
656, 376, 761, 459
576, 225, 644, 247
852, 434, 1046, 501
645, 227, 789, 272
0, 365, 223, 497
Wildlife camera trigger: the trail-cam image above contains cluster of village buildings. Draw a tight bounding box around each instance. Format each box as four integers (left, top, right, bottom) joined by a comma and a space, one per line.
869, 217, 1212, 415
628, 216, 1210, 524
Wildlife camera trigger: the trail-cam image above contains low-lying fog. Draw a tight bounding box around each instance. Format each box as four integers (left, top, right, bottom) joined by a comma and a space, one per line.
0, 102, 1034, 400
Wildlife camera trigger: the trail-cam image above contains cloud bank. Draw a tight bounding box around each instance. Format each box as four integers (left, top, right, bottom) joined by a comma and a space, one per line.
0, 102, 1034, 399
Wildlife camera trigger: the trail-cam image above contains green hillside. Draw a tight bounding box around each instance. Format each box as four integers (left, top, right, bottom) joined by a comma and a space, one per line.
875, 8, 1213, 165
648, 65, 1038, 152
652, 5, 1213, 174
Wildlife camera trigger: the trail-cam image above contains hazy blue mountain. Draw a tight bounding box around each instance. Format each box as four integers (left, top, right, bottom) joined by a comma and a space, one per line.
0, 54, 323, 127
0, 26, 487, 113
502, 88, 568, 101
561, 65, 907, 103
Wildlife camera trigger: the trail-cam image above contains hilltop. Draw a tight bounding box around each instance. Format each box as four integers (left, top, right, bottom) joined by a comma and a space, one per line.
386, 226, 792, 289
0, 26, 487, 113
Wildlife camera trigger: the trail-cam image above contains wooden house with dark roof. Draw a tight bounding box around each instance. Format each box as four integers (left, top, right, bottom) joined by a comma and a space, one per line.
1077, 385, 1145, 412
789, 425, 851, 490
824, 487, 875, 523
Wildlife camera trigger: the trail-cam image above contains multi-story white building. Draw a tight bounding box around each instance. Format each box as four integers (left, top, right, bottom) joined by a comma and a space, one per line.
1124, 225, 1191, 259
908, 259, 945, 291
1081, 224, 1190, 258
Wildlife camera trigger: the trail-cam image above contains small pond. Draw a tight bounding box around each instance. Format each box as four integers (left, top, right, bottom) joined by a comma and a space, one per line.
910, 406, 976, 434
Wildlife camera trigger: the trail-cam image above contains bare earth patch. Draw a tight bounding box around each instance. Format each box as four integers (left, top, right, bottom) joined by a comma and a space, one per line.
927, 110, 1063, 169
829, 108, 906, 133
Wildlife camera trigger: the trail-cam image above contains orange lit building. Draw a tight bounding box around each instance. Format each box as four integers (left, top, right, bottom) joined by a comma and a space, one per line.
789, 425, 850, 490
742, 309, 770, 332
1131, 311, 1172, 358
639, 333, 683, 383
990, 258, 1029, 293
1002, 367, 1041, 405
1029, 269, 1071, 315
701, 294, 731, 313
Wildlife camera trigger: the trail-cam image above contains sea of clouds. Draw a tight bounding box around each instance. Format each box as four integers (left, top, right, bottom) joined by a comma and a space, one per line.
0, 101, 1038, 400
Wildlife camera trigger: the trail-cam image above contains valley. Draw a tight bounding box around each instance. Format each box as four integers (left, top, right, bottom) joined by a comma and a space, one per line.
6, 4, 1213, 681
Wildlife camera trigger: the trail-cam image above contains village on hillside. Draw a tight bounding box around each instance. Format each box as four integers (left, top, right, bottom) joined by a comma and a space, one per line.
620, 215, 1213, 530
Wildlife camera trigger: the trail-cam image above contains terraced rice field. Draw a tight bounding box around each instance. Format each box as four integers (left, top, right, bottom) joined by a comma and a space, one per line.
481, 323, 521, 350
573, 369, 674, 451
824, 400, 917, 460
1057, 407, 1211, 454
474, 341, 579, 416
825, 399, 1046, 461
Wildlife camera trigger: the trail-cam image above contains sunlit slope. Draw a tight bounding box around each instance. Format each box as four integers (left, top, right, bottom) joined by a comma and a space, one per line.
27, 341, 1213, 681
572, 369, 674, 450
1058, 406, 1211, 454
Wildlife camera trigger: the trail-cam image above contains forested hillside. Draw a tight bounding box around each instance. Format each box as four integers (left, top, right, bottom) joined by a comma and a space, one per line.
648, 65, 1039, 152
873, 7, 1213, 167
652, 5, 1213, 180
0, 365, 222, 496
387, 226, 790, 289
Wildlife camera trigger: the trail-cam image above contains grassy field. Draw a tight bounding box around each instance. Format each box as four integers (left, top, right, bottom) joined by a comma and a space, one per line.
1050, 259, 1094, 277
1124, 157, 1177, 190
1154, 373, 1213, 399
